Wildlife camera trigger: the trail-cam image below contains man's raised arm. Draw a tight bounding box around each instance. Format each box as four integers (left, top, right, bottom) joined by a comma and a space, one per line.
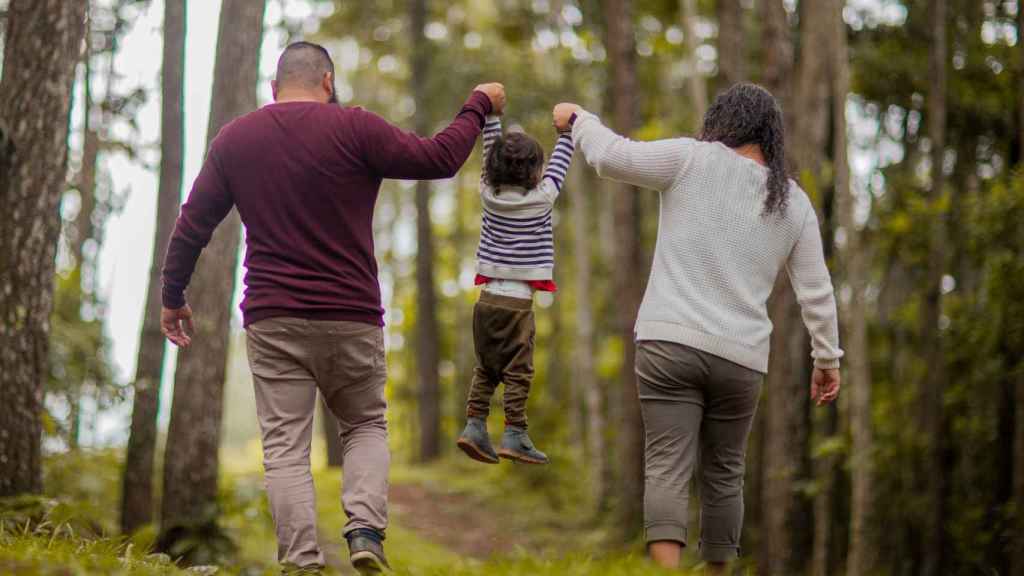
358, 83, 505, 180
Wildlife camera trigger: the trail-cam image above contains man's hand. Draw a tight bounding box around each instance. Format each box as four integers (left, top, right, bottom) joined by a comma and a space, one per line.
811, 367, 840, 406
161, 304, 195, 348
474, 83, 506, 115
553, 102, 581, 132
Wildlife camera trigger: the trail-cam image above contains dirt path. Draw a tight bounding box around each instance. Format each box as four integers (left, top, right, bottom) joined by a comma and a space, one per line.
318, 479, 533, 573
389, 482, 519, 559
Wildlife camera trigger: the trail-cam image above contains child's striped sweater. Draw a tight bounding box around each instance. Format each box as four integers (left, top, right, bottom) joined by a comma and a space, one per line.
475, 115, 574, 284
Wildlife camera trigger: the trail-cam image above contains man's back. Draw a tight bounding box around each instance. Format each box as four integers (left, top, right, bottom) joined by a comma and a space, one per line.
161, 91, 493, 327
222, 102, 387, 326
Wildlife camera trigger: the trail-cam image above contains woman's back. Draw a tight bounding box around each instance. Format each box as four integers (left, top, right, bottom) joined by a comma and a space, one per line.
572, 111, 841, 373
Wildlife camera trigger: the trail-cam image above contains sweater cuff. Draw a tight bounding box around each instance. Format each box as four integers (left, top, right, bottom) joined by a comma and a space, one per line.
570, 109, 600, 141
813, 357, 841, 370
466, 90, 493, 125
162, 284, 186, 310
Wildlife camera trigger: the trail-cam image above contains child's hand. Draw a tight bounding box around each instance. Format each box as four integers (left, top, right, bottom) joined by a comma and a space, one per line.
553, 102, 581, 132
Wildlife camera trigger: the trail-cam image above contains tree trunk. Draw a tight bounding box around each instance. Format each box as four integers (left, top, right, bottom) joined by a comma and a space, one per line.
756, 2, 794, 574
760, 2, 830, 572
681, 0, 707, 122
832, 1, 875, 572
159, 0, 265, 541
409, 0, 441, 462
605, 0, 645, 539
121, 0, 186, 534
0, 0, 86, 497
1014, 6, 1024, 574
921, 0, 948, 573
716, 0, 745, 91
569, 161, 601, 498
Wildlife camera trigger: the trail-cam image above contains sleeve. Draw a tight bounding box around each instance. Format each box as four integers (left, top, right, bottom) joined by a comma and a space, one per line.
539, 131, 574, 198
571, 110, 692, 192
785, 206, 845, 369
357, 90, 492, 180
161, 144, 235, 309
480, 115, 502, 187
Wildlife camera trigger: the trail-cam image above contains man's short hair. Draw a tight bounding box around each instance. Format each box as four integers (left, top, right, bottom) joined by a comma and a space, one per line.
275, 41, 335, 91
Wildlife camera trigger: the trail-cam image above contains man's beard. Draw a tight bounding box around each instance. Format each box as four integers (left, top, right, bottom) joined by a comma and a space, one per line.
328, 82, 338, 104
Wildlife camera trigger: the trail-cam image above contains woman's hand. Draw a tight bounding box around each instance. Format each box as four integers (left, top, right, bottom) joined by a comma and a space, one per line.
553, 102, 581, 132
811, 367, 840, 406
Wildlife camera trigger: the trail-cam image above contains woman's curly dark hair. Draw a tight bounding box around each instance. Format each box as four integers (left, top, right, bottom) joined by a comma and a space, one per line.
484, 132, 544, 191
699, 82, 790, 216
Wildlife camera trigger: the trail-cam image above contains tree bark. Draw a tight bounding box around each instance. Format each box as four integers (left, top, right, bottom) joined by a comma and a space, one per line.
681, 0, 707, 122
0, 0, 87, 497
715, 0, 745, 91
409, 0, 442, 462
921, 0, 948, 573
760, 2, 830, 572
159, 0, 265, 539
1011, 16, 1024, 576
569, 161, 602, 499
832, 1, 875, 573
121, 0, 186, 534
604, 0, 645, 539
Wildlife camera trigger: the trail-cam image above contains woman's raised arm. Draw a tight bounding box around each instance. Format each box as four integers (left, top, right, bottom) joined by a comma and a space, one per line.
553, 103, 692, 192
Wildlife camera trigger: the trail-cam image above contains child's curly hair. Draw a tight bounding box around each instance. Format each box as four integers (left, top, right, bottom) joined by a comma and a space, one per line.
484, 132, 544, 190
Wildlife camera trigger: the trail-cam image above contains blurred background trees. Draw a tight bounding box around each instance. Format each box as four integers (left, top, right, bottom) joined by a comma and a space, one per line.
1, 0, 1023, 574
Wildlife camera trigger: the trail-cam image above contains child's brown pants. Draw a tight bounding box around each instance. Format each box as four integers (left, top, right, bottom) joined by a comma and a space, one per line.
465, 291, 535, 428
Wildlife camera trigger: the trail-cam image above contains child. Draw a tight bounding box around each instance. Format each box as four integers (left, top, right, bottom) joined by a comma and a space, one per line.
456, 112, 574, 465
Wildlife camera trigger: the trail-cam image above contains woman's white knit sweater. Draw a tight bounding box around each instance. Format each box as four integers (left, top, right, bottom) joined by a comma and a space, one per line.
571, 110, 843, 373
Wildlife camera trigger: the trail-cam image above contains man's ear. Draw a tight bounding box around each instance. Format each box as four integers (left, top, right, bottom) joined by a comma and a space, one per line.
271, 80, 279, 101
323, 72, 335, 102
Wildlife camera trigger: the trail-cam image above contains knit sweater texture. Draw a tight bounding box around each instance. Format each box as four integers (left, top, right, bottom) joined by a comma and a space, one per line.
571, 110, 843, 373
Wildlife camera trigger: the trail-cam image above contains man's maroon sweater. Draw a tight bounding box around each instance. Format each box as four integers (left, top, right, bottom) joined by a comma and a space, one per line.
162, 91, 492, 326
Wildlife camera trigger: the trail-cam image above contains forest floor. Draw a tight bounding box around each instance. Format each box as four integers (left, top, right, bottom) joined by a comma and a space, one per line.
0, 451, 700, 575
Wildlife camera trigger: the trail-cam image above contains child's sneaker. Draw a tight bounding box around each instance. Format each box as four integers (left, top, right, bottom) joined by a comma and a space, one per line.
457, 417, 499, 464
498, 425, 549, 464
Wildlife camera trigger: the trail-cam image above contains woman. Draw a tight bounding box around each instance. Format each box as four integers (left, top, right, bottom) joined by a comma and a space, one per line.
553, 83, 843, 573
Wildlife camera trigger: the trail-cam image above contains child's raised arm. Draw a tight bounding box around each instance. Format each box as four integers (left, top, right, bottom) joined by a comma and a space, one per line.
480, 115, 502, 187
540, 130, 575, 196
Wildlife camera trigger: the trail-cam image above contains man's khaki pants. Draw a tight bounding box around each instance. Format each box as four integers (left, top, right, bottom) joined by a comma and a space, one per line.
246, 317, 389, 569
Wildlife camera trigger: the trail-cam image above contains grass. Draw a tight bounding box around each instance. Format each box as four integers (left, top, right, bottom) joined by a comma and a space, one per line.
0, 450, 701, 575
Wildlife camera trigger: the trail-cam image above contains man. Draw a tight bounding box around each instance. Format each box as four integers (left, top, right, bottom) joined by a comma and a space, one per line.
160, 41, 505, 574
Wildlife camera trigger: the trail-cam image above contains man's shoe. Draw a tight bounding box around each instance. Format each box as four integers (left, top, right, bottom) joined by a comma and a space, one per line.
498, 425, 549, 464
346, 528, 390, 574
456, 417, 500, 464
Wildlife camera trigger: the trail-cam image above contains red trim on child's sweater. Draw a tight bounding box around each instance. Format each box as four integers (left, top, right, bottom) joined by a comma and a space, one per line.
474, 274, 558, 293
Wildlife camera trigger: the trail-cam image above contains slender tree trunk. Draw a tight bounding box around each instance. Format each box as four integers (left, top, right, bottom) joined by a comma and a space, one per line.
761, 2, 830, 572
756, 2, 795, 573
681, 0, 707, 121
716, 0, 745, 91
570, 161, 601, 498
409, 0, 441, 462
605, 0, 645, 538
1014, 5, 1024, 575
0, 0, 86, 497
453, 172, 473, 442
121, 0, 186, 534
159, 0, 265, 543
921, 1, 948, 573
831, 2, 875, 573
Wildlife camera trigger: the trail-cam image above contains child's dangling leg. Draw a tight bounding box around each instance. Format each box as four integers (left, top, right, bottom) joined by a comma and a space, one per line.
457, 364, 500, 464
493, 301, 548, 465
